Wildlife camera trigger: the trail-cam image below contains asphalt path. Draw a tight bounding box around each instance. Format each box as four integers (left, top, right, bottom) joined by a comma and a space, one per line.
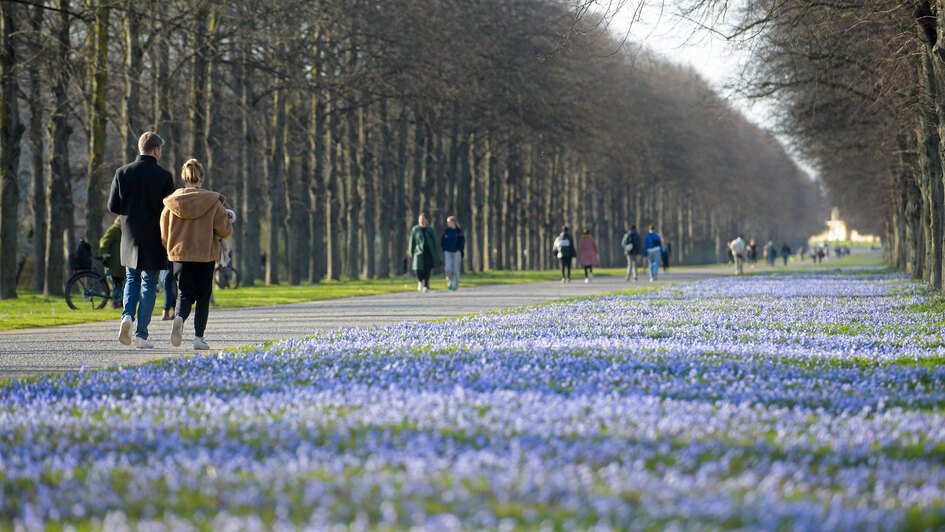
0, 266, 734, 380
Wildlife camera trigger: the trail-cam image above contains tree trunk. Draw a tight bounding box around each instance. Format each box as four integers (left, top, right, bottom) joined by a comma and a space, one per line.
325, 94, 341, 280
376, 98, 392, 279
121, 4, 142, 163
44, 0, 72, 297
344, 107, 362, 279
28, 4, 46, 293
361, 106, 376, 279
308, 89, 326, 283
84, 3, 109, 254
284, 91, 306, 285
0, 1, 24, 298
238, 58, 260, 287
266, 91, 286, 285
189, 0, 210, 167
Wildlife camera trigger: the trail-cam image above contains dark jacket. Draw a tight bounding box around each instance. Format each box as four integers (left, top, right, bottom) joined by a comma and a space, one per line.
441, 226, 465, 253
409, 224, 443, 271
554, 232, 575, 260
107, 155, 175, 271
621, 229, 643, 256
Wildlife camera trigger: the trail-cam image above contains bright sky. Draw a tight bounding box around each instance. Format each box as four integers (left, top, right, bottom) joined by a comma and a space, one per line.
608, 2, 775, 131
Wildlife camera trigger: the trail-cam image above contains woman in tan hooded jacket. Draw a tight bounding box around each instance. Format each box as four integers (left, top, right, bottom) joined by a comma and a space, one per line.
160, 159, 232, 350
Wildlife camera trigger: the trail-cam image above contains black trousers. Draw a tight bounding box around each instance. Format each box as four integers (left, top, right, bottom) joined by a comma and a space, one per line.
173, 261, 214, 338
559, 258, 571, 279
415, 267, 432, 287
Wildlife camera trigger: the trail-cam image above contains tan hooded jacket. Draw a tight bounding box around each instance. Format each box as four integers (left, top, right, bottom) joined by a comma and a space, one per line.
160, 187, 233, 263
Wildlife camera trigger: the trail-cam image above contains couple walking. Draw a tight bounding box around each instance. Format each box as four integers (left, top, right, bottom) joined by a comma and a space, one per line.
108, 132, 233, 350
408, 214, 465, 292
553, 226, 600, 283
621, 224, 664, 281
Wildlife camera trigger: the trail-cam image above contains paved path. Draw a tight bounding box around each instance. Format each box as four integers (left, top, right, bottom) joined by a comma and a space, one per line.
0, 266, 734, 379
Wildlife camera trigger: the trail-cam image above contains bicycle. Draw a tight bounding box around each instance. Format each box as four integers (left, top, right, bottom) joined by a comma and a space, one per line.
65, 255, 124, 310
214, 263, 240, 289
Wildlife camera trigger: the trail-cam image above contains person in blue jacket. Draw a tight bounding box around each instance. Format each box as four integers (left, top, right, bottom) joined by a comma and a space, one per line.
441, 216, 465, 291
643, 224, 663, 281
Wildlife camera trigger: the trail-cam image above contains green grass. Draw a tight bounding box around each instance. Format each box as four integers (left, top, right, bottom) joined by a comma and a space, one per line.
0, 268, 629, 331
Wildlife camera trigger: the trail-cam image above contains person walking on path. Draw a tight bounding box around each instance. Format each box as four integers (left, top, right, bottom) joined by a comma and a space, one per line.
441, 216, 465, 291
579, 229, 599, 283
730, 235, 747, 274
764, 240, 777, 267
107, 132, 175, 349
98, 217, 125, 309
160, 159, 233, 351
748, 239, 759, 269
409, 213, 442, 293
553, 226, 575, 283
781, 242, 792, 266
643, 224, 663, 282
621, 225, 643, 281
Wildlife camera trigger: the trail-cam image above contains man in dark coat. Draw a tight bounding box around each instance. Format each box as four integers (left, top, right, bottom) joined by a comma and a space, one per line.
107, 132, 175, 348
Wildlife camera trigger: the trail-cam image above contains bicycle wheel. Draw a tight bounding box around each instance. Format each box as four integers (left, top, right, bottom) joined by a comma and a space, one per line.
65, 271, 107, 310
214, 266, 229, 289
229, 267, 240, 289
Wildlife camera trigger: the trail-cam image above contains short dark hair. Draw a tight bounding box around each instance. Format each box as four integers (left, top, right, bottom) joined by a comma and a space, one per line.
138, 132, 164, 154
561, 225, 568, 232
648, 224, 655, 231
630, 224, 636, 230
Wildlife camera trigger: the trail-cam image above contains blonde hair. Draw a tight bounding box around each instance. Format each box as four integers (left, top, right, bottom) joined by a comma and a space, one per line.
181, 159, 204, 185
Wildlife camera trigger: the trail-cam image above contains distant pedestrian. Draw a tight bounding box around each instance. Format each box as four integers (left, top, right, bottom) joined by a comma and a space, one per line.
661, 240, 671, 271
160, 159, 233, 351
621, 225, 643, 281
748, 239, 759, 268
579, 229, 599, 283
781, 242, 792, 266
553, 226, 575, 283
730, 235, 747, 274
764, 241, 777, 267
409, 213, 442, 293
107, 132, 175, 349
98, 217, 125, 309
441, 215, 465, 291
643, 224, 663, 281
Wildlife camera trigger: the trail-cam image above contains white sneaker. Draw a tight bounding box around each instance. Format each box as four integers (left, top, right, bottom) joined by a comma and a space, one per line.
585, 278, 589, 284
194, 337, 210, 350
421, 286, 428, 293
170, 317, 183, 347
132, 337, 154, 349
118, 315, 133, 346
418, 282, 423, 292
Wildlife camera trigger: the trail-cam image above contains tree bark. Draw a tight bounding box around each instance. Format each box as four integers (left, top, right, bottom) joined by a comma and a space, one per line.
266, 91, 286, 285
0, 1, 24, 298
121, 3, 142, 163
44, 0, 72, 297
28, 4, 45, 293
344, 106, 362, 279
376, 98, 392, 279
84, 3, 109, 254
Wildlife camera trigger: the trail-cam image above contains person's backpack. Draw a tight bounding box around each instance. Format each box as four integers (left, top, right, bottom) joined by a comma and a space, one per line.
69, 240, 92, 271
622, 232, 634, 252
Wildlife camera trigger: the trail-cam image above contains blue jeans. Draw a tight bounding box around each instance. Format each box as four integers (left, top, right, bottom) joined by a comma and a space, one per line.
161, 268, 177, 311
647, 248, 661, 278
123, 267, 160, 339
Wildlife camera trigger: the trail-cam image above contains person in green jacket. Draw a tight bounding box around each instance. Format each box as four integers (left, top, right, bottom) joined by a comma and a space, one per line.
99, 217, 125, 308
408, 213, 443, 293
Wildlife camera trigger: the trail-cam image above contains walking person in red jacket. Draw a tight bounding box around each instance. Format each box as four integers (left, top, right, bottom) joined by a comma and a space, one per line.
579, 229, 599, 283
